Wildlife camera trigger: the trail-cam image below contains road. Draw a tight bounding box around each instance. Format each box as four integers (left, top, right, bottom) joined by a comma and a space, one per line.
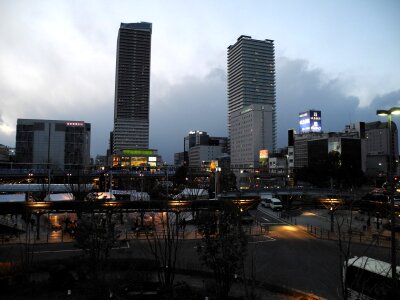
0, 205, 395, 300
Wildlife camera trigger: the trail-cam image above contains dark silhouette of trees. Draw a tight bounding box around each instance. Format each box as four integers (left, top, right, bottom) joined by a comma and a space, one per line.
196, 201, 248, 300
144, 211, 185, 296
74, 211, 120, 277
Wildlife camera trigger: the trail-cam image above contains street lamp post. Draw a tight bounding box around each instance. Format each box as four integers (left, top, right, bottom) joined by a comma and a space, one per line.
215, 167, 221, 200
28, 171, 33, 201
139, 172, 145, 227
66, 172, 72, 185
376, 107, 400, 291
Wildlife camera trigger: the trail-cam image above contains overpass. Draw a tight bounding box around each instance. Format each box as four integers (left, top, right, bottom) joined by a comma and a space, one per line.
0, 184, 357, 200
0, 198, 259, 215
221, 187, 356, 199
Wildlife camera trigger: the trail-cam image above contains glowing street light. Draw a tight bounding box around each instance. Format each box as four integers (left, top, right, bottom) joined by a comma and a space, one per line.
215, 167, 221, 200
376, 106, 400, 289
28, 171, 33, 201
66, 172, 72, 185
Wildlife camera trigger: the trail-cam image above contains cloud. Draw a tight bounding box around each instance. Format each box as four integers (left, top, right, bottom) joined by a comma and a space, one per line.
0, 2, 115, 153
275, 57, 400, 148
150, 68, 227, 162
0, 8, 399, 165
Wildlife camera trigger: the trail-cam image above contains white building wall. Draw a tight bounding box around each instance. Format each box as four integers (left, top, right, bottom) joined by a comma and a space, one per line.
189, 145, 223, 167
268, 157, 287, 174
230, 104, 274, 169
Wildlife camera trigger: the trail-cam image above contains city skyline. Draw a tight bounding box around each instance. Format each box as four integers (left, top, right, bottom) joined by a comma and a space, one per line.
0, 0, 399, 163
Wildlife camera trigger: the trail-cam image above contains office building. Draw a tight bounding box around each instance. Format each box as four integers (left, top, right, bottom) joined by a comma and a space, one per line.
181, 131, 228, 167
228, 35, 276, 169
293, 131, 365, 173
345, 121, 398, 177
189, 145, 224, 168
15, 119, 91, 170
0, 144, 11, 163
230, 104, 274, 169
113, 22, 152, 152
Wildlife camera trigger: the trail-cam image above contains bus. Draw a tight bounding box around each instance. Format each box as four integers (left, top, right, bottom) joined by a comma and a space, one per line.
344, 256, 400, 299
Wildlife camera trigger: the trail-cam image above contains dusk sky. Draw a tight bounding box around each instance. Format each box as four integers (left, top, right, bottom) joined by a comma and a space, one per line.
1, 0, 399, 163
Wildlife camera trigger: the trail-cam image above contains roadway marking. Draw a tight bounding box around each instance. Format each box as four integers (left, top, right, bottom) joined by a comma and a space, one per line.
33, 249, 82, 254
249, 236, 276, 243
32, 241, 131, 254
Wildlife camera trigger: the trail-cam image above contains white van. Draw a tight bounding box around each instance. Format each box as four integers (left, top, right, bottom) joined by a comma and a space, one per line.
269, 198, 283, 211
260, 193, 273, 207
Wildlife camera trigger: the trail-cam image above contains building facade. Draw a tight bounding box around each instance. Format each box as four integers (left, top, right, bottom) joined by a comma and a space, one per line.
15, 119, 91, 170
293, 131, 366, 174
345, 121, 399, 177
188, 145, 224, 168
181, 131, 228, 167
113, 22, 152, 152
228, 35, 276, 170
230, 104, 274, 169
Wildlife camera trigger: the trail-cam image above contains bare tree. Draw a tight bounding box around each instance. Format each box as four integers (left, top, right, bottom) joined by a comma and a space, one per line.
145, 209, 185, 296
64, 168, 93, 201
334, 195, 385, 300
74, 210, 120, 277
197, 201, 248, 300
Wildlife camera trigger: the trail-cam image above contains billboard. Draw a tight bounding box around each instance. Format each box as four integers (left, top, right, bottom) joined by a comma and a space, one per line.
259, 149, 269, 166
299, 110, 321, 133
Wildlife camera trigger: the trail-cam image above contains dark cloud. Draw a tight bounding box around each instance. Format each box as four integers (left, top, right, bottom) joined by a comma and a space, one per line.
1, 51, 398, 163
368, 90, 400, 111
150, 68, 227, 162
151, 56, 400, 163
275, 57, 400, 148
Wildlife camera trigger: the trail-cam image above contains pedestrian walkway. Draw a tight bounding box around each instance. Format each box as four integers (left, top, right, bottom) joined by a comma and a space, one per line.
278, 208, 400, 248
174, 272, 325, 300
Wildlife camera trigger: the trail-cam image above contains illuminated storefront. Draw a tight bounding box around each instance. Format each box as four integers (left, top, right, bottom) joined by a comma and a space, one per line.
112, 149, 159, 168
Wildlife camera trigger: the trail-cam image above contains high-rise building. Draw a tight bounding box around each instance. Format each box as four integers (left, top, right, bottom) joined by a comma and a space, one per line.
15, 119, 91, 170
228, 35, 276, 169
113, 22, 152, 152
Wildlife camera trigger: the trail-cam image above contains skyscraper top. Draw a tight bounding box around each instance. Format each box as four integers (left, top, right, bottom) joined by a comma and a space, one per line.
120, 22, 152, 33
229, 35, 274, 49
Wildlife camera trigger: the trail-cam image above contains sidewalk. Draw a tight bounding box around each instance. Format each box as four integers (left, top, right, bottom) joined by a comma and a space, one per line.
175, 273, 324, 300
279, 208, 400, 248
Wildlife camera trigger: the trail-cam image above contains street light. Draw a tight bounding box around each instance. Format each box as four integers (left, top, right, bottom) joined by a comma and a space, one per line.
66, 172, 72, 185
376, 107, 400, 290
215, 167, 221, 200
28, 171, 33, 201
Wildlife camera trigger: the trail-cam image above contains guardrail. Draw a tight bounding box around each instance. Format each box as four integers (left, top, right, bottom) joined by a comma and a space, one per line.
305, 224, 399, 248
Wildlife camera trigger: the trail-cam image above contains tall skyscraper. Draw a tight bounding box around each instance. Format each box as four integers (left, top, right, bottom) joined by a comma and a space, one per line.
113, 22, 152, 152
228, 35, 276, 169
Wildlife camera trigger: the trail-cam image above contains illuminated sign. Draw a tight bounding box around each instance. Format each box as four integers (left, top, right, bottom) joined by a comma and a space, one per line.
259, 149, 269, 159
299, 110, 321, 133
259, 149, 269, 166
210, 160, 218, 172
328, 141, 341, 154
121, 149, 155, 156
148, 156, 157, 162
65, 121, 84, 127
